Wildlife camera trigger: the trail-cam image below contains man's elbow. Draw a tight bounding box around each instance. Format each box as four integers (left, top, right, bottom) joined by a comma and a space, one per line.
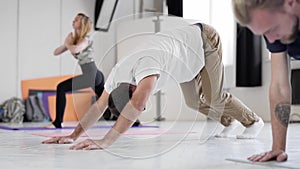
269, 85, 291, 102
130, 99, 146, 112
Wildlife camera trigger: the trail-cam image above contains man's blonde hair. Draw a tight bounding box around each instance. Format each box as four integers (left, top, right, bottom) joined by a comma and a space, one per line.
232, 0, 286, 25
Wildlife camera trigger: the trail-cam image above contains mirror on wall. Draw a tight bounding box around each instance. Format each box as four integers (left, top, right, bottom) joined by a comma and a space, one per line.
94, 0, 119, 32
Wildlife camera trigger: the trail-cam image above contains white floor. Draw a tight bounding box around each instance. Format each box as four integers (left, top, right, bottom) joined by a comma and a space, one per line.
0, 120, 300, 169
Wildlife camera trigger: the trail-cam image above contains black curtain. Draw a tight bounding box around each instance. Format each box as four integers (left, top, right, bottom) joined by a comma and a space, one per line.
236, 24, 262, 87
291, 69, 300, 104
167, 0, 183, 17
94, 0, 104, 31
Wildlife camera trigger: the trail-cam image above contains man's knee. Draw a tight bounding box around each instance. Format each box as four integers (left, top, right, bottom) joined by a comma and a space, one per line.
184, 100, 200, 111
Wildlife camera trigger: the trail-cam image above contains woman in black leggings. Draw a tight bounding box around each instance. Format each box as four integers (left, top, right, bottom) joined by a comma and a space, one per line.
47, 13, 104, 128
49, 13, 140, 128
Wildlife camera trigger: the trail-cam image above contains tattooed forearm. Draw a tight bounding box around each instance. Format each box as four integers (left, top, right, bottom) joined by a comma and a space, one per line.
275, 103, 290, 127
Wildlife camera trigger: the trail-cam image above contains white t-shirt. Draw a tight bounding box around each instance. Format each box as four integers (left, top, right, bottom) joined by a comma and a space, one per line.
105, 24, 205, 94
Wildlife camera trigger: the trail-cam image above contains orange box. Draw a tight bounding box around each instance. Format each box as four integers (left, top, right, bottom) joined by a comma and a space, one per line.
48, 92, 94, 121
21, 75, 95, 121
21, 75, 74, 100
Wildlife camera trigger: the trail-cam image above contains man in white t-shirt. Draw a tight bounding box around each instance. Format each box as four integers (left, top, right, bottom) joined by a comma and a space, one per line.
42, 22, 264, 149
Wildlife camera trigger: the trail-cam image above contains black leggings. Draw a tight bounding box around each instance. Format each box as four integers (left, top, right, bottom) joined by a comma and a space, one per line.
53, 62, 104, 128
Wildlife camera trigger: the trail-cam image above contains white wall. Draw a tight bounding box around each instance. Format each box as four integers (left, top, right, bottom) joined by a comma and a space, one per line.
0, 0, 18, 101
18, 0, 61, 79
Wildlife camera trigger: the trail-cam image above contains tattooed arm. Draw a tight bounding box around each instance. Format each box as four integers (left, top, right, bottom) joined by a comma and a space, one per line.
270, 53, 291, 154
269, 101, 290, 151
248, 52, 290, 162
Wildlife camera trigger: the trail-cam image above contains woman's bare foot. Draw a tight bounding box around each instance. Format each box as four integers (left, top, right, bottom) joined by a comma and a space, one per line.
43, 123, 56, 128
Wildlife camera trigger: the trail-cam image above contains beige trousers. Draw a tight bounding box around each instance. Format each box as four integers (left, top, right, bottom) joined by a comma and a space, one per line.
180, 23, 259, 127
